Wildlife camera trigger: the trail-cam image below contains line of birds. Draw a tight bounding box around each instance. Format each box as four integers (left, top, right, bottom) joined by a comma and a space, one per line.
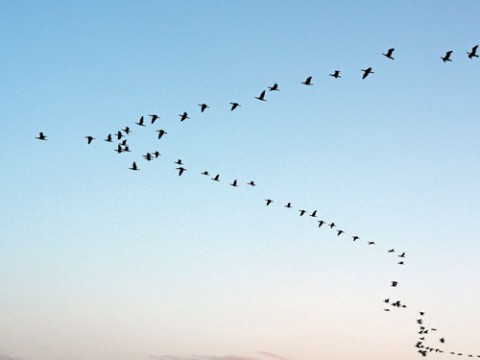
34, 44, 480, 358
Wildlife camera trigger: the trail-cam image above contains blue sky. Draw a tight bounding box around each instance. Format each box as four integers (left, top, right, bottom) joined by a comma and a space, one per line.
1, 1, 479, 359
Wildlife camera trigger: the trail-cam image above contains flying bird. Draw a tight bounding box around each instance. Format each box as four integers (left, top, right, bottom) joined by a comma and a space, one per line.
440, 338, 446, 344
336, 230, 344, 236
149, 114, 160, 124
329, 222, 336, 228
352, 236, 359, 241
156, 129, 167, 139
302, 76, 313, 86
388, 249, 395, 253
212, 174, 220, 182
247, 181, 256, 186
122, 127, 131, 135
309, 210, 317, 217
198, 103, 209, 112
368, 241, 376, 245
382, 48, 395, 60
265, 199, 273, 206
179, 112, 189, 121
398, 252, 406, 258
85, 136, 95, 144
114, 144, 123, 154
391, 281, 398, 287
123, 145, 131, 152
230, 102, 240, 111
116, 131, 123, 140
129, 162, 139, 171
36, 132, 47, 141
255, 90, 266, 101
174, 159, 183, 165
298, 209, 307, 216
230, 179, 238, 187
104, 134, 113, 142
384, 298, 390, 303
285, 202, 292, 208
441, 51, 453, 62
201, 171, 209, 176
136, 116, 146, 126
268, 83, 279, 91
153, 151, 161, 158
362, 67, 374, 79
329, 70, 341, 78
467, 45, 478, 58
143, 153, 153, 161
317, 220, 325, 227
176, 167, 186, 176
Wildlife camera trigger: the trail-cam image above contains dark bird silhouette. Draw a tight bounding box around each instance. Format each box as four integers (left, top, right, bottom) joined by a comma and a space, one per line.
309, 210, 317, 217
156, 129, 167, 139
149, 114, 160, 124
285, 202, 292, 208
388, 249, 395, 253
317, 220, 325, 227
329, 70, 341, 79
352, 236, 359, 241
247, 180, 256, 186
85, 136, 95, 144
123, 145, 131, 152
255, 90, 266, 101
382, 48, 395, 60
176, 167, 186, 176
122, 127, 131, 135
265, 199, 273, 206
398, 261, 404, 265
398, 252, 406, 258
114, 144, 123, 154
384, 298, 390, 303
116, 131, 123, 140
440, 338, 445, 344
329, 222, 336, 228
143, 153, 153, 161
298, 210, 307, 216
362, 67, 374, 79
174, 159, 183, 165
129, 162, 139, 171
230, 102, 240, 111
268, 83, 279, 91
201, 171, 209, 176
467, 45, 478, 59
419, 312, 425, 316
120, 139, 128, 146
384, 309, 390, 312
36, 132, 47, 141
368, 241, 375, 245
104, 134, 113, 142
231, 179, 238, 187
153, 151, 161, 158
212, 174, 220, 182
441, 51, 453, 62
336, 230, 344, 236
302, 76, 313, 86
136, 116, 146, 126
198, 103, 209, 112
179, 112, 189, 121
391, 281, 398, 287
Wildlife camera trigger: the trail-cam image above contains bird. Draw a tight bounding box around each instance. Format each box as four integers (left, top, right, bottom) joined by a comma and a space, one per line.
361, 67, 374, 79
265, 199, 273, 206
383, 298, 390, 303
36, 132, 47, 141
230, 102, 240, 111
329, 222, 335, 228
298, 210, 307, 216
174, 159, 183, 165
149, 114, 160, 124
255, 90, 266, 101
122, 127, 131, 135
440, 338, 445, 343
104, 134, 113, 142
302, 76, 313, 86
114, 144, 123, 154
129, 162, 139, 171
247, 181, 256, 186
153, 151, 161, 158
391, 281, 398, 287
198, 103, 209, 112
419, 312, 425, 316
336, 230, 344, 236
309, 210, 317, 217
398, 261, 404, 265
201, 171, 209, 176
441, 51, 453, 62
467, 45, 478, 58
352, 236, 359, 241
176, 167, 186, 176
268, 83, 279, 91
388, 249, 395, 253
123, 145, 131, 152
383, 309, 390, 312
329, 70, 341, 79
85, 136, 95, 144
156, 129, 167, 139
179, 112, 189, 121
317, 220, 325, 227
398, 252, 406, 258
382, 48, 395, 60
143, 153, 153, 161
285, 202, 292, 208
116, 131, 123, 140
230, 179, 238, 187
212, 174, 220, 182
136, 116, 146, 126
120, 139, 128, 146
368, 241, 375, 245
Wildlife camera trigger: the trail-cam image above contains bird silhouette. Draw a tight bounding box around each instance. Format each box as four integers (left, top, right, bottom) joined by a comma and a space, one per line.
388, 249, 395, 253
384, 298, 390, 303
352, 236, 359, 241
114, 144, 123, 154
440, 338, 445, 343
230, 179, 238, 187
336, 230, 344, 236
362, 67, 374, 79
143, 153, 153, 161
212, 174, 220, 182
179, 112, 189, 121
329, 70, 341, 79
230, 102, 240, 111
317, 220, 325, 227
329, 222, 335, 228
129, 162, 139, 171
104, 134, 113, 142
368, 241, 375, 245
398, 261, 404, 265
174, 159, 183, 165
382, 48, 395, 60
255, 90, 266, 101
467, 45, 478, 58
85, 136, 95, 144
391, 281, 398, 287
156, 129, 167, 139
136, 116, 146, 126
268, 83, 279, 91
198, 103, 209, 112
176, 167, 186, 176
153, 151, 161, 158
247, 180, 256, 186
441, 51, 453, 62
201, 171, 209, 176
309, 210, 317, 217
123, 145, 131, 152
122, 127, 131, 135
302, 76, 313, 86
120, 139, 128, 146
36, 132, 47, 141
298, 209, 307, 216
149, 114, 160, 124
398, 252, 406, 258
285, 202, 292, 208
116, 131, 123, 140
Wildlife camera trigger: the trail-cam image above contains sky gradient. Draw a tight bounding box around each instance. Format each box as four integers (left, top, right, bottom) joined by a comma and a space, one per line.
1, 1, 479, 359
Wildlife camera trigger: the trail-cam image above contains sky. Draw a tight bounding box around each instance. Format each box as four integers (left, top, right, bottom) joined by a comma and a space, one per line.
0, 1, 479, 359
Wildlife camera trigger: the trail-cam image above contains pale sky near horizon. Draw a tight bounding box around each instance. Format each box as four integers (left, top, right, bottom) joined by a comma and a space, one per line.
1, 1, 479, 360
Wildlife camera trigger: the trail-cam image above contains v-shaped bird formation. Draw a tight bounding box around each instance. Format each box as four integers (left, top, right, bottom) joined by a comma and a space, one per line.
35, 45, 479, 358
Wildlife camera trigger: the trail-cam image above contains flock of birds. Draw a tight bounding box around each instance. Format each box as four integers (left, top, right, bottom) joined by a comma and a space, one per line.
35, 46, 479, 358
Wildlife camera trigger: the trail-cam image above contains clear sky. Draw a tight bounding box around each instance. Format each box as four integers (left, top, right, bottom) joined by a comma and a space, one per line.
1, 1, 479, 360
